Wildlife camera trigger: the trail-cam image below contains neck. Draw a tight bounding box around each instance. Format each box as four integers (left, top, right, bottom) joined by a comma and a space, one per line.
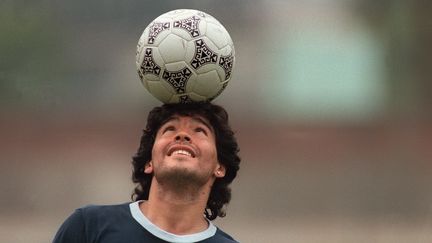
140, 177, 213, 235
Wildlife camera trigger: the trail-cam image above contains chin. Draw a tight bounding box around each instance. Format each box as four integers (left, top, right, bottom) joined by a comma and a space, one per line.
156, 166, 210, 187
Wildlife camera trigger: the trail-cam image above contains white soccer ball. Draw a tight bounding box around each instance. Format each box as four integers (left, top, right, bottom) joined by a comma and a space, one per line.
136, 9, 235, 103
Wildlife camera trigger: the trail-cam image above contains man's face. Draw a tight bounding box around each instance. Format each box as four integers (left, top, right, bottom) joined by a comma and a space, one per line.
146, 114, 225, 187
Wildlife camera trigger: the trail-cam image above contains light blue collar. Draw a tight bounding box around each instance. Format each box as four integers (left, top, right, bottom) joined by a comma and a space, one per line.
129, 201, 217, 242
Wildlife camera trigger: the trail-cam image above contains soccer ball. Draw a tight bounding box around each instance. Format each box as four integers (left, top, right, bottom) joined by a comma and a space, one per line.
136, 9, 235, 103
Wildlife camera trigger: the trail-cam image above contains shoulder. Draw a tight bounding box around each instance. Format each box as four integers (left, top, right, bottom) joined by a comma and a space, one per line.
79, 202, 130, 218
210, 227, 239, 243
73, 203, 134, 230
53, 203, 132, 243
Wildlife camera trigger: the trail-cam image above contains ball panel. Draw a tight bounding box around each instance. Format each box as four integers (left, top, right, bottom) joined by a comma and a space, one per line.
218, 44, 234, 57
140, 77, 149, 90
168, 95, 180, 103
192, 70, 222, 97
213, 64, 229, 83
147, 80, 173, 103
158, 34, 187, 64
164, 61, 191, 72
142, 73, 160, 82
187, 92, 208, 102
145, 46, 166, 70
205, 22, 231, 49
199, 12, 220, 25
209, 81, 229, 100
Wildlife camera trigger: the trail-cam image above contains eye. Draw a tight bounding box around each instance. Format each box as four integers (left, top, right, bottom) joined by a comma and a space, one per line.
194, 127, 208, 135
162, 125, 175, 134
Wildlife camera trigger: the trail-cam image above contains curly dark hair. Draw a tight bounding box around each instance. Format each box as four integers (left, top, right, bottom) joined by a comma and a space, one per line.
131, 102, 241, 220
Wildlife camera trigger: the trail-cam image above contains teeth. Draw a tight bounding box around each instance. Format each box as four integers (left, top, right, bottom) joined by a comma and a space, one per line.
172, 150, 192, 157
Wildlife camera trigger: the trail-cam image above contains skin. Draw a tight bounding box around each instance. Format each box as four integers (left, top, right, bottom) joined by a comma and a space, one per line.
140, 115, 226, 235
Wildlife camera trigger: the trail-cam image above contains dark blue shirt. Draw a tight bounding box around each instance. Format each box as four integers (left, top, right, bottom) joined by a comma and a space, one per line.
53, 202, 238, 243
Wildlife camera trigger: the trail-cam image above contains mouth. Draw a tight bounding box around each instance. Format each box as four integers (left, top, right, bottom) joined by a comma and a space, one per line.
167, 146, 196, 158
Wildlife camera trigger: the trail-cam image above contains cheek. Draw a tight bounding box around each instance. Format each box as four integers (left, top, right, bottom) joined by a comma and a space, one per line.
205, 142, 219, 162
152, 137, 168, 158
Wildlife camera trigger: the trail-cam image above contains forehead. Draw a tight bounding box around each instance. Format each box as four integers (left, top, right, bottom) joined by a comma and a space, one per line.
162, 114, 213, 130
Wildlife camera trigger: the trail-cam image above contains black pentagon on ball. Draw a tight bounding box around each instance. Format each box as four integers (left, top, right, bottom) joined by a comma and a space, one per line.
162, 67, 192, 93
190, 39, 218, 70
140, 48, 161, 76
173, 15, 201, 37
218, 53, 234, 80
147, 22, 170, 44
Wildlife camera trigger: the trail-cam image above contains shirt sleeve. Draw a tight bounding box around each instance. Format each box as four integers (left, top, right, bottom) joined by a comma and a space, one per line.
52, 209, 87, 243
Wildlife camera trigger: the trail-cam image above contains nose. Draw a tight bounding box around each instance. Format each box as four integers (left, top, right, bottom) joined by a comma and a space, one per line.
175, 132, 191, 142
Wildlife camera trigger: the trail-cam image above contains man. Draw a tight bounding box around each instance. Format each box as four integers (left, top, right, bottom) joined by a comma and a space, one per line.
53, 102, 241, 243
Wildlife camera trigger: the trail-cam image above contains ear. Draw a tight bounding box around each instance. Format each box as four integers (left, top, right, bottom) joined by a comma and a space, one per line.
144, 161, 153, 174
214, 164, 226, 178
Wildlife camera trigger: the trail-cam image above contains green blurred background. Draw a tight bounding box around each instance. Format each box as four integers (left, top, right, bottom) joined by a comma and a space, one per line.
1, 0, 431, 242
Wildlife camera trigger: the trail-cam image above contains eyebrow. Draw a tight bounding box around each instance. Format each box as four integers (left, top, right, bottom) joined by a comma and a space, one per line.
191, 116, 213, 132
163, 115, 213, 132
